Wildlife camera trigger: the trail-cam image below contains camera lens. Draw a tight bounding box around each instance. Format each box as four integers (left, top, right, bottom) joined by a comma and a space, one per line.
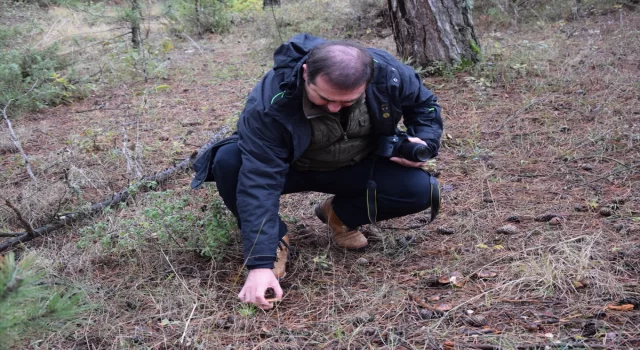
413, 146, 431, 162
399, 142, 431, 162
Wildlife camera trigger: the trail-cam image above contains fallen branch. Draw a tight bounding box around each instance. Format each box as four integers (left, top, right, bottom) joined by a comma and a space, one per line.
0, 232, 23, 238
1, 88, 38, 182
0, 126, 230, 253
2, 197, 36, 238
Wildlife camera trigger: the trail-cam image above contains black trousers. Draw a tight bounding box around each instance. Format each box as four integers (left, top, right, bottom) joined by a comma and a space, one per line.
212, 142, 436, 238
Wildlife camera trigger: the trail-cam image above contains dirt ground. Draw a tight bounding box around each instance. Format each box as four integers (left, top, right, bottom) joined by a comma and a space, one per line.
1, 4, 639, 349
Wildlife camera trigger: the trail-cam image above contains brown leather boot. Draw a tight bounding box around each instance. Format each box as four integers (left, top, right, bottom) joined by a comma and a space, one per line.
272, 234, 289, 280
314, 197, 368, 250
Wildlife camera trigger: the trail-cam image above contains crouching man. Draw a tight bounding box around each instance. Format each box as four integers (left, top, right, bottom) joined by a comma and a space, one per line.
191, 33, 443, 309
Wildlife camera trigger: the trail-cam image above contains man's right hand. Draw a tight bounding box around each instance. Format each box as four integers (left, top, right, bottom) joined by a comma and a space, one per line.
238, 268, 283, 309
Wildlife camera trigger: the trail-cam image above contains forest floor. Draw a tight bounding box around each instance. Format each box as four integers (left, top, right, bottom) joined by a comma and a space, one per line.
1, 2, 639, 349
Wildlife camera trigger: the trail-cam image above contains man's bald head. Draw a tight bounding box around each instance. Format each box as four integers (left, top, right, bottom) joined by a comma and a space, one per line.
305, 41, 374, 91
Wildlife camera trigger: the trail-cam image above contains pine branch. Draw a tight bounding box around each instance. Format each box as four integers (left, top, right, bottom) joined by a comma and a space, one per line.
0, 252, 90, 348
0, 253, 23, 302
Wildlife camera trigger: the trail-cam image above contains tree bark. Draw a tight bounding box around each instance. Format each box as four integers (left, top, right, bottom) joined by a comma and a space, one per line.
130, 0, 142, 48
387, 0, 480, 68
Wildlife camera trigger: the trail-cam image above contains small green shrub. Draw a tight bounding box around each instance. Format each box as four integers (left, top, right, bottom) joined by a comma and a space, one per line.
0, 44, 87, 115
227, 0, 262, 19
0, 26, 22, 49
78, 190, 236, 260
165, 0, 231, 36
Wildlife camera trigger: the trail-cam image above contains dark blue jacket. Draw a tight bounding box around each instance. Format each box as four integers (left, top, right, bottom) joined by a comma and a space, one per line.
192, 33, 443, 268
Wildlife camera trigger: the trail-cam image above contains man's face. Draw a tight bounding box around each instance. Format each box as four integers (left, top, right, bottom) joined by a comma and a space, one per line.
302, 64, 366, 114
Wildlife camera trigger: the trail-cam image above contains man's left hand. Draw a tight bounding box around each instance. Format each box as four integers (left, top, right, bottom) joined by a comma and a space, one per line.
390, 137, 428, 168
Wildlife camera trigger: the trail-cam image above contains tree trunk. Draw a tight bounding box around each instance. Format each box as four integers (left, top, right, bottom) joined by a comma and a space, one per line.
387, 0, 480, 68
131, 0, 141, 48
263, 0, 281, 8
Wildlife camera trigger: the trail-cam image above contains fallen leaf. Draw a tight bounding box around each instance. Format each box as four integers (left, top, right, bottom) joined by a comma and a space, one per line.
605, 304, 634, 311
434, 303, 453, 311
410, 294, 431, 308
427, 295, 441, 302
573, 280, 587, 289
475, 243, 489, 249
443, 341, 455, 350
476, 270, 498, 279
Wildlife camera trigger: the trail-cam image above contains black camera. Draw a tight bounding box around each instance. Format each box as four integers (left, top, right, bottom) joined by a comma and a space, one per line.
376, 133, 432, 162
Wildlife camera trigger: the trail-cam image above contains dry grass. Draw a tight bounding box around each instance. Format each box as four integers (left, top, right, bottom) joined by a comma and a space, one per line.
1, 1, 639, 349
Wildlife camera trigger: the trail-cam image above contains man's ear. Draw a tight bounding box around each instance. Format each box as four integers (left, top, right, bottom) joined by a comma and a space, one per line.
302, 64, 308, 82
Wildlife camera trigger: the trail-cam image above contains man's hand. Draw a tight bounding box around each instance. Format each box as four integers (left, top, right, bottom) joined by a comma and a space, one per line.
238, 268, 283, 310
390, 137, 428, 168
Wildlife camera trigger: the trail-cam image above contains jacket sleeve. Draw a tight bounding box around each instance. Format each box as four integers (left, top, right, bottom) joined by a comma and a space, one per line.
396, 65, 443, 158
236, 91, 291, 269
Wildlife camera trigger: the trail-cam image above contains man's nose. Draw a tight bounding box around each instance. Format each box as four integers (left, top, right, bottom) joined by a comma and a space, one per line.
327, 103, 342, 113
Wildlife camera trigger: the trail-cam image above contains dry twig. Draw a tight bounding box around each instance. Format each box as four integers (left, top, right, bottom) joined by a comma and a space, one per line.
180, 302, 198, 344
1, 197, 36, 238
179, 33, 204, 54
1, 86, 39, 182
121, 115, 143, 178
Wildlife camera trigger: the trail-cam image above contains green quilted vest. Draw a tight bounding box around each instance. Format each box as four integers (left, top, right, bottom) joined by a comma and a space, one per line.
293, 92, 375, 171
